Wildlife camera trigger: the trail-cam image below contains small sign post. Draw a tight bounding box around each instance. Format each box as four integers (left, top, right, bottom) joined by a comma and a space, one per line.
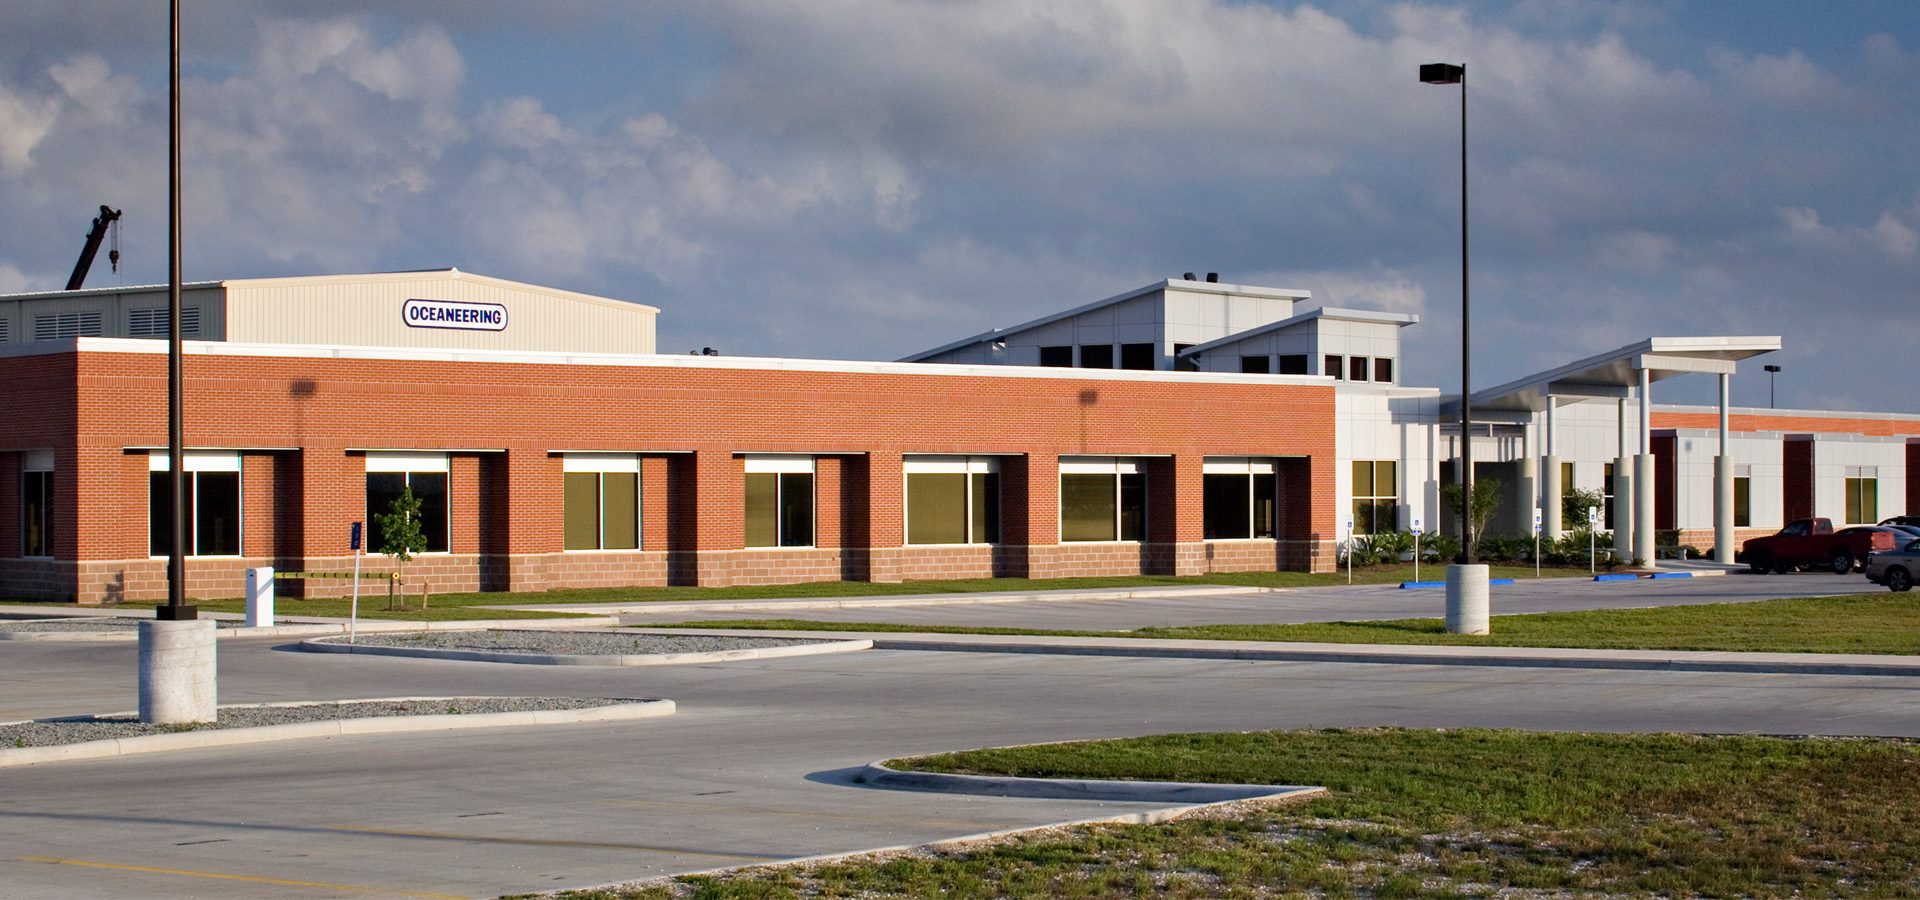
1345, 517, 1354, 585
1533, 506, 1543, 578
1411, 518, 1423, 583
1589, 505, 1601, 573
349, 522, 363, 644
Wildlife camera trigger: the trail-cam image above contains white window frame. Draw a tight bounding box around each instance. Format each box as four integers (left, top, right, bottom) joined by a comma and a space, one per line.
147, 451, 245, 558
363, 452, 452, 555
743, 454, 816, 548
561, 454, 642, 552
903, 455, 1002, 547
1202, 457, 1277, 542
1058, 456, 1146, 543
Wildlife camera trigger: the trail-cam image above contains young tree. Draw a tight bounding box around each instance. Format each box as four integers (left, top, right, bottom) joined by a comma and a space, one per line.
1443, 476, 1503, 555
1563, 487, 1605, 531
372, 485, 428, 601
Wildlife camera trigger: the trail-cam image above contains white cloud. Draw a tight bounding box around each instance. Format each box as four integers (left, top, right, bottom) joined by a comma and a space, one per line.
0, 85, 59, 175
1873, 212, 1918, 259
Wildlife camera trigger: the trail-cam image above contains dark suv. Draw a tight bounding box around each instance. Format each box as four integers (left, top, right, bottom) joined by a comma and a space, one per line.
1880, 515, 1920, 528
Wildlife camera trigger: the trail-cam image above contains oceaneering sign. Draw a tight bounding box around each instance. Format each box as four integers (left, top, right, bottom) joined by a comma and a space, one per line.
402, 298, 508, 332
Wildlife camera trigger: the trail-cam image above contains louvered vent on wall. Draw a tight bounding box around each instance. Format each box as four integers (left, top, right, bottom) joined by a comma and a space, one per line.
127, 307, 202, 338
0, 318, 10, 342
34, 311, 104, 340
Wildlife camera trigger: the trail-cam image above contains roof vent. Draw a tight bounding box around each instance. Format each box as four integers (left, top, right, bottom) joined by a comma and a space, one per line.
1182, 272, 1195, 281
1206, 272, 1219, 283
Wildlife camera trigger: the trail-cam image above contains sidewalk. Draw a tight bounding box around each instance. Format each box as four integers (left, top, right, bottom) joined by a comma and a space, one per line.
482, 584, 1285, 616
634, 626, 1920, 678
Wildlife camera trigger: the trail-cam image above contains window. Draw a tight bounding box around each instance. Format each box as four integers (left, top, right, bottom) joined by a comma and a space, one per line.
1351, 459, 1398, 534
562, 455, 640, 551
1602, 462, 1617, 530
148, 452, 242, 557
365, 453, 450, 554
1079, 344, 1114, 369
1560, 461, 1574, 498
1119, 343, 1156, 370
1325, 354, 1344, 380
21, 452, 52, 557
1374, 357, 1394, 384
1203, 458, 1278, 540
34, 311, 103, 340
1240, 355, 1271, 374
1845, 467, 1878, 525
1734, 465, 1751, 528
1039, 346, 1073, 368
1349, 356, 1370, 382
905, 456, 1001, 545
745, 455, 814, 548
1060, 457, 1146, 542
1278, 354, 1309, 375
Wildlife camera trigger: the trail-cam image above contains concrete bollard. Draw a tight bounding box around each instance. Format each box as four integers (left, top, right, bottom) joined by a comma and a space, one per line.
138, 618, 218, 724
245, 567, 275, 627
1444, 563, 1490, 635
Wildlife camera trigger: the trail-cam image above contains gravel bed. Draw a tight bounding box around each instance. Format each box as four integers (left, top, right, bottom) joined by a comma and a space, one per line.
0, 697, 621, 749
342, 629, 836, 655
0, 618, 243, 632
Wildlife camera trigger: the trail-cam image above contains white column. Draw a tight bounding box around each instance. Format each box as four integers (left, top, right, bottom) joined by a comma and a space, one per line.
1614, 397, 1634, 562
1633, 368, 1656, 566
1543, 400, 1563, 539
1714, 372, 1735, 563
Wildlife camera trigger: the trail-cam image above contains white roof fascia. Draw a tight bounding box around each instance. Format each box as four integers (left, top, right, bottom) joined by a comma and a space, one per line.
1459, 336, 1781, 413
42, 336, 1340, 388
1655, 403, 1920, 424
1178, 306, 1418, 357
900, 278, 1311, 362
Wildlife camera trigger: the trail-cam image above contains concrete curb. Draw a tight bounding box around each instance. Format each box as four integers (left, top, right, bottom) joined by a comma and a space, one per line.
298, 634, 873, 666
853, 759, 1323, 804
0, 616, 621, 642
0, 696, 675, 769
481, 585, 1279, 616
634, 628, 1920, 678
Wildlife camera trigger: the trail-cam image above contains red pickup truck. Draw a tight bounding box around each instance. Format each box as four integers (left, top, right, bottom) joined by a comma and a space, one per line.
1743, 518, 1898, 574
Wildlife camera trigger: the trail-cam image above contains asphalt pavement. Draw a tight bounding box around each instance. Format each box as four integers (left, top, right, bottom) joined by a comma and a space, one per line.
5, 631, 1920, 898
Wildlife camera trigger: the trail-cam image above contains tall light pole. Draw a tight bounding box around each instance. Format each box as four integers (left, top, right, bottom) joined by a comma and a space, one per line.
1420, 62, 1472, 563
139, 0, 215, 727
1764, 364, 1781, 409
162, 0, 193, 622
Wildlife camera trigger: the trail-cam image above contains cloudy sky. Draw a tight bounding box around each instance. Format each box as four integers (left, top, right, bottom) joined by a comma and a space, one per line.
3, 1, 1916, 410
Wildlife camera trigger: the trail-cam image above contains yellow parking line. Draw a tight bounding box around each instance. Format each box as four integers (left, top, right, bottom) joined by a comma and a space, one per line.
15, 855, 462, 899
327, 825, 777, 861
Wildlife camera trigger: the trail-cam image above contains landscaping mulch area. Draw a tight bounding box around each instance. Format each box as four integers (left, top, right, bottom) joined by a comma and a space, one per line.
2, 697, 618, 749
345, 630, 836, 656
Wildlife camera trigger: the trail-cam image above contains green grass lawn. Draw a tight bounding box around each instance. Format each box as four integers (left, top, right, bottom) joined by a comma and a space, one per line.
553, 728, 1920, 898
654, 594, 1920, 655
21, 564, 1591, 621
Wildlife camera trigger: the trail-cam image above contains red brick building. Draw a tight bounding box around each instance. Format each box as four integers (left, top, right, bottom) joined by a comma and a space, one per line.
0, 339, 1338, 603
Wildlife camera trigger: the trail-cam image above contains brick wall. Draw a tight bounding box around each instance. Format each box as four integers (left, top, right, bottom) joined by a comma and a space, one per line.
0, 347, 1337, 601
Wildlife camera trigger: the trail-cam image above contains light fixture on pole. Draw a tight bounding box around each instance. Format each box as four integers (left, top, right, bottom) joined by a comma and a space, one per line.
1421, 60, 1489, 636
1419, 62, 1472, 564
1764, 364, 1781, 409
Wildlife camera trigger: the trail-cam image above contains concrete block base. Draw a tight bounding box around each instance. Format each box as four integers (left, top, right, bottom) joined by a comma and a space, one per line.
1444, 563, 1490, 635
138, 619, 218, 724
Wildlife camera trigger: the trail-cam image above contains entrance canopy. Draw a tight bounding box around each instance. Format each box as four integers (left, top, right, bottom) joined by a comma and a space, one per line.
1445, 336, 1781, 415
